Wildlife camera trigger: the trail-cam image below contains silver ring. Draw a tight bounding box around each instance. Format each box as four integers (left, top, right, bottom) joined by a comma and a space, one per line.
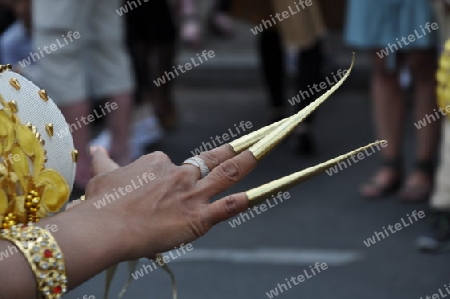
183, 156, 210, 178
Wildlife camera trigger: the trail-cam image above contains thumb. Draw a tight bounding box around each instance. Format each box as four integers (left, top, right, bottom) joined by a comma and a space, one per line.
90, 146, 119, 176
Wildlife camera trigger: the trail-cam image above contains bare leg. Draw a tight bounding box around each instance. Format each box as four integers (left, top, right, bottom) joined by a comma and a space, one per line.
360, 53, 406, 197
60, 101, 91, 188
401, 49, 440, 201
409, 50, 440, 161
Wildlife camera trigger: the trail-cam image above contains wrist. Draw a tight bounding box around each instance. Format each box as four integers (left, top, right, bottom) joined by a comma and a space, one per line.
38, 199, 133, 288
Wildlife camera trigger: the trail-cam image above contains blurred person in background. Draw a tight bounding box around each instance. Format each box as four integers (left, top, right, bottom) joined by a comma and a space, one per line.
0, 0, 14, 41
0, 0, 32, 73
0, 0, 40, 83
416, 0, 450, 252
32, 0, 134, 192
345, 0, 440, 202
179, 0, 200, 47
232, 0, 326, 155
0, 0, 14, 30
124, 0, 234, 133
126, 0, 178, 133
180, 0, 234, 46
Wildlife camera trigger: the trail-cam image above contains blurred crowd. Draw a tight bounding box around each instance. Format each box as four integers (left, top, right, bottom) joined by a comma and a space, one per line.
0, 0, 450, 252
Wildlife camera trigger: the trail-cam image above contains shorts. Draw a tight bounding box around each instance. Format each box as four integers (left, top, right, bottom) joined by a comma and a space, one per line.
345, 0, 437, 49
32, 0, 134, 105
345, 0, 438, 69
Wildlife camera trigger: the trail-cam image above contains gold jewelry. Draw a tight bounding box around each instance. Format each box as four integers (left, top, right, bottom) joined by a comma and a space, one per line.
0, 223, 67, 298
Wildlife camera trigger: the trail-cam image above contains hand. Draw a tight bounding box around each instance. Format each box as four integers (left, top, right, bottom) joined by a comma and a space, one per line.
86, 146, 257, 260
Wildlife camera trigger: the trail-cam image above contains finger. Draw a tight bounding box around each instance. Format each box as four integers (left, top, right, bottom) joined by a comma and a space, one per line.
204, 193, 249, 226
195, 150, 257, 197
90, 146, 119, 176
181, 144, 236, 180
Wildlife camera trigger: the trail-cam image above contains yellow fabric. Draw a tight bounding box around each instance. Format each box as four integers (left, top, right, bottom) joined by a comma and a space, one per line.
431, 121, 450, 209
434, 1, 450, 117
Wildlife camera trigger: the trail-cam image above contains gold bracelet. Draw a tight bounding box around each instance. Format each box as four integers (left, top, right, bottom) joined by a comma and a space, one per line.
0, 223, 67, 298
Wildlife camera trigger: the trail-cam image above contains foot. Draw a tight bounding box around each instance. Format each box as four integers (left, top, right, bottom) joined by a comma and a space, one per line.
417, 210, 450, 252
360, 167, 401, 198
399, 171, 432, 203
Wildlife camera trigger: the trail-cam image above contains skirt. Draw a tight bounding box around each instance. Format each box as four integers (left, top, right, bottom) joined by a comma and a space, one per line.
345, 0, 438, 50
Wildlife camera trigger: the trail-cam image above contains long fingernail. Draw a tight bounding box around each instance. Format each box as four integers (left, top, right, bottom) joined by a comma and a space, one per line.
246, 139, 382, 207
249, 53, 355, 161
229, 117, 288, 154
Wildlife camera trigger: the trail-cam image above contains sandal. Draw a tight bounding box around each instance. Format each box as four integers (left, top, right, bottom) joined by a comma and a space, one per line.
399, 160, 434, 203
359, 158, 402, 199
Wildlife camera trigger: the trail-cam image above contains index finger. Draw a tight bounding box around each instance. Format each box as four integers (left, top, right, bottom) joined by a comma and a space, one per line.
195, 150, 257, 198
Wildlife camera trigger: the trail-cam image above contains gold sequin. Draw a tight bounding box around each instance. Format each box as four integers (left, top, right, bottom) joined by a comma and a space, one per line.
45, 124, 54, 137
9, 78, 20, 90
38, 90, 49, 102
8, 100, 18, 113
71, 150, 79, 162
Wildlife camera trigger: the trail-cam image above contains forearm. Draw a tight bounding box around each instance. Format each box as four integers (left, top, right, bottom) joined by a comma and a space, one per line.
0, 199, 130, 299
